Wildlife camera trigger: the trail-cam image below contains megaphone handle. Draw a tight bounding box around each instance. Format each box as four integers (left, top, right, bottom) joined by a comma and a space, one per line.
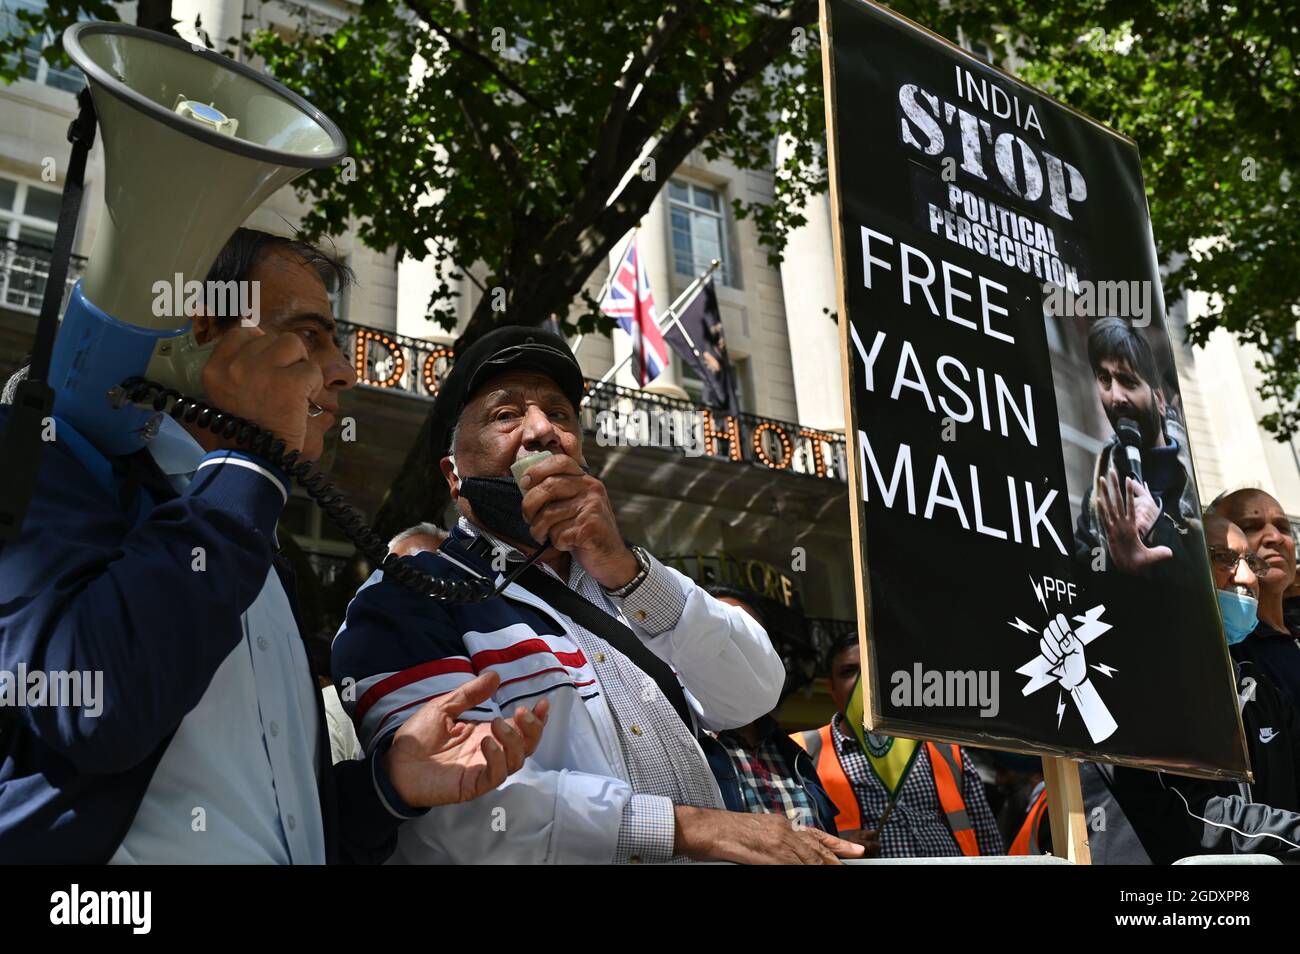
116, 376, 512, 604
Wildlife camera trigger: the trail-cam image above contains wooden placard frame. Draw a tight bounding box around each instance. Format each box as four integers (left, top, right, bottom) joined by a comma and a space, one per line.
816, 0, 1244, 859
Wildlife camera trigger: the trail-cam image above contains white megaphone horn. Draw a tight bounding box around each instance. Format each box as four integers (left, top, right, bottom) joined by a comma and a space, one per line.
48, 21, 346, 455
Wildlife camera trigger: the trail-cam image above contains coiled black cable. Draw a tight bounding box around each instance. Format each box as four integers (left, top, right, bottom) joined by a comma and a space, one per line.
117, 376, 550, 602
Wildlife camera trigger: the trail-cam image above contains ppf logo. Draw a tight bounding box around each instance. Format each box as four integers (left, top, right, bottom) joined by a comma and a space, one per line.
1012, 574, 1120, 743
1031, 574, 1076, 606
50, 884, 151, 934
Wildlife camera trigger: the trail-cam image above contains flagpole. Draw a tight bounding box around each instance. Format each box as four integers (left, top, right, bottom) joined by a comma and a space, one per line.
581, 258, 720, 407
572, 228, 640, 359
656, 258, 721, 360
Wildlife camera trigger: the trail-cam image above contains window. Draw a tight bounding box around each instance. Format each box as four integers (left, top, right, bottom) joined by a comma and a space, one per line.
0, 174, 63, 311
669, 179, 733, 286
2, 0, 85, 93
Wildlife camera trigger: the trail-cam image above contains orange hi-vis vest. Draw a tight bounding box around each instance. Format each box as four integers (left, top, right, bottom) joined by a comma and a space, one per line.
791, 725, 981, 856
1010, 787, 1049, 855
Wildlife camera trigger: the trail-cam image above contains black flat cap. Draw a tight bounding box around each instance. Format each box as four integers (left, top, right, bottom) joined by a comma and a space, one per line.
432, 325, 585, 454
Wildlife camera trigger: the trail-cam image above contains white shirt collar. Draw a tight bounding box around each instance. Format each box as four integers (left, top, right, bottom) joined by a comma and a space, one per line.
148, 415, 206, 477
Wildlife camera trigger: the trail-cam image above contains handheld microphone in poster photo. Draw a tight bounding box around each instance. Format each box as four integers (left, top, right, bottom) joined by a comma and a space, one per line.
1115, 417, 1145, 487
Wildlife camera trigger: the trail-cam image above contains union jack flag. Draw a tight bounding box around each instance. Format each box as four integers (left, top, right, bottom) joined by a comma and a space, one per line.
600, 235, 669, 385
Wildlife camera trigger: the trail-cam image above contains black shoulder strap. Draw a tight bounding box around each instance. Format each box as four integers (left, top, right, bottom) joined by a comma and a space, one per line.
516, 564, 695, 735
446, 533, 696, 734
0, 88, 97, 542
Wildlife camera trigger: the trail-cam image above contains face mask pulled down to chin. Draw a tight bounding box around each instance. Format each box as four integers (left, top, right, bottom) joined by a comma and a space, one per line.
458, 475, 541, 548
457, 458, 592, 550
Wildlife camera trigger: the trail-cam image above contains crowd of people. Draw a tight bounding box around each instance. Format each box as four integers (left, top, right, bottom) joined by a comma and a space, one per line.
1, 226, 1298, 864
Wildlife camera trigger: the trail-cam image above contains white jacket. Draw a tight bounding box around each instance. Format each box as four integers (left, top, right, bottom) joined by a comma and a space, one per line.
331, 535, 785, 864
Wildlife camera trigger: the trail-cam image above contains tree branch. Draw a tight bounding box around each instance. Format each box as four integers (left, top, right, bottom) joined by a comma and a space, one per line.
404, 0, 550, 112
531, 0, 815, 299
461, 1, 814, 348
588, 3, 696, 185
457, 0, 819, 345
454, 92, 522, 182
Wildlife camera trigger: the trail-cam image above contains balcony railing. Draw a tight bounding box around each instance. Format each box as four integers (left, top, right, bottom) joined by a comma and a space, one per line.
0, 237, 86, 314
0, 244, 847, 484
338, 317, 849, 483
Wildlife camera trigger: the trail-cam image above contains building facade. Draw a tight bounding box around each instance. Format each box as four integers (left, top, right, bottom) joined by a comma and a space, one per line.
2, 0, 1296, 728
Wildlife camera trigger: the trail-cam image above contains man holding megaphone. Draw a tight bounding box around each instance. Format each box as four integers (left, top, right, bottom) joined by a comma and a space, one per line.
0, 21, 547, 864
0, 227, 548, 863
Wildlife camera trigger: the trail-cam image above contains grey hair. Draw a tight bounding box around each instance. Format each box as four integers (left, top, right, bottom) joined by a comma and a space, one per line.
387, 522, 448, 551
448, 417, 463, 459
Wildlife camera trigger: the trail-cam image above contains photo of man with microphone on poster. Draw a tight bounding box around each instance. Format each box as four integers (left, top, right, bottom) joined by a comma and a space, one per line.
1071, 316, 1202, 579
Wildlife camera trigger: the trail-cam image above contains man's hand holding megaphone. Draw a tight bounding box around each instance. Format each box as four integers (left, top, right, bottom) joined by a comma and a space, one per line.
198, 325, 323, 457
519, 453, 642, 591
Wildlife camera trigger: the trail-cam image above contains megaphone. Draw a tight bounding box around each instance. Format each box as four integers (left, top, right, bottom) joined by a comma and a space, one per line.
3, 22, 545, 602
49, 21, 346, 455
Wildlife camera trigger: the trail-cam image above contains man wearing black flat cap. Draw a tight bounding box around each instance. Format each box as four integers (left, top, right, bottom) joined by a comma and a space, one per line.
332, 325, 864, 863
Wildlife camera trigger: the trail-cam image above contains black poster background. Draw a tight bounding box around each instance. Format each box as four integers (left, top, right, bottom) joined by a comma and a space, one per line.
825, 0, 1248, 777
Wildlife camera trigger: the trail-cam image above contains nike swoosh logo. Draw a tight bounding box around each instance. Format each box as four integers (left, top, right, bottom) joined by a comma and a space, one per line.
1260, 728, 1279, 743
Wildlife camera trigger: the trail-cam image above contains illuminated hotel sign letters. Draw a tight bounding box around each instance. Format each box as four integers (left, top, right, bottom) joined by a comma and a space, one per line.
343, 319, 848, 483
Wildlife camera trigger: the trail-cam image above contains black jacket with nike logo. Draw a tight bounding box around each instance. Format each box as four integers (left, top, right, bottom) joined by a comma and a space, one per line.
1090, 660, 1300, 863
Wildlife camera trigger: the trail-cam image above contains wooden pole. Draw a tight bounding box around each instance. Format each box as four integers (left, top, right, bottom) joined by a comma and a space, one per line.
1041, 756, 1091, 864
820, 0, 878, 732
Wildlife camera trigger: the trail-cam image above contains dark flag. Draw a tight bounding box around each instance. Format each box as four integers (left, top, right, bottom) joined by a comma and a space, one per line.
663, 277, 740, 416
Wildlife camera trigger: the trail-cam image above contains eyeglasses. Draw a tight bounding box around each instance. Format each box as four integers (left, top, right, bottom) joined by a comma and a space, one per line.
1208, 546, 1270, 576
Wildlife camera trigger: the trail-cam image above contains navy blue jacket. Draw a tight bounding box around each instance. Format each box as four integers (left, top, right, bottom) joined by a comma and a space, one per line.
0, 409, 407, 863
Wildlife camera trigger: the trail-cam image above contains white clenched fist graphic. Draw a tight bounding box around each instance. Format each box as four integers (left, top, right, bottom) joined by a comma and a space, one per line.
1041, 613, 1087, 691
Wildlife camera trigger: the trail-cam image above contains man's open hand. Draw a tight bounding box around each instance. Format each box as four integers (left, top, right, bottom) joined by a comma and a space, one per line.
382, 670, 549, 808
673, 806, 866, 864
1096, 470, 1173, 574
